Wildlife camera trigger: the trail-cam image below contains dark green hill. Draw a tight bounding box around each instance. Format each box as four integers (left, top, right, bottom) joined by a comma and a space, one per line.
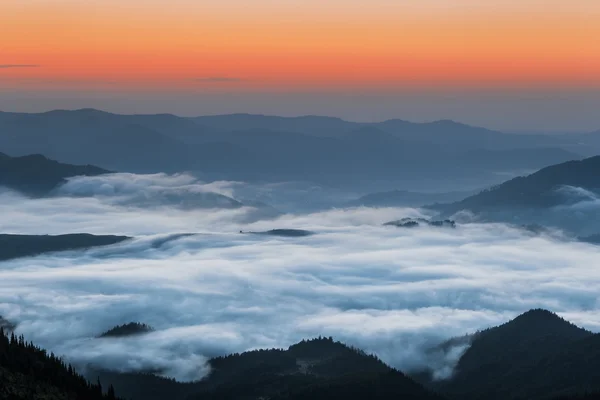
271, 370, 444, 400
437, 156, 600, 213
0, 234, 130, 261
0, 152, 108, 196
92, 337, 439, 400
0, 328, 121, 400
98, 323, 154, 338
431, 309, 598, 400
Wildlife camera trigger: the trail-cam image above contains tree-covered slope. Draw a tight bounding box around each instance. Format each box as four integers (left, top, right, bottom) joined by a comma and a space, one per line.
436, 156, 600, 213
0, 328, 121, 400
92, 337, 440, 400
430, 309, 600, 400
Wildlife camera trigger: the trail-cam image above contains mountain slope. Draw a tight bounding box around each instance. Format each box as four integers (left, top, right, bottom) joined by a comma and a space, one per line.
0, 328, 121, 400
0, 152, 109, 196
92, 337, 440, 400
351, 189, 476, 207
430, 309, 598, 400
437, 155, 600, 213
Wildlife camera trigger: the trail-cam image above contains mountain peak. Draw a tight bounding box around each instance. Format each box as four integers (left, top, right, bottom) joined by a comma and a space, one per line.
489, 309, 591, 338
513, 308, 561, 320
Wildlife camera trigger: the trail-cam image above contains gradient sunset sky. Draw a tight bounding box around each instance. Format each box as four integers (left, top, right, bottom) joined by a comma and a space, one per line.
1, 0, 599, 131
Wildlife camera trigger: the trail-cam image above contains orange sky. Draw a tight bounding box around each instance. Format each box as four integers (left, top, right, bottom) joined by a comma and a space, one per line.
2, 0, 600, 92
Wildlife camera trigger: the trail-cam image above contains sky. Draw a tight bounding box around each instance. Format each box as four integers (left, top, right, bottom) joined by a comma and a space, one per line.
1, 0, 600, 131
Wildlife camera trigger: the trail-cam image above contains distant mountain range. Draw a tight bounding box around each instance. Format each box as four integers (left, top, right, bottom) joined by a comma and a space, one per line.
1, 109, 593, 191
0, 152, 108, 196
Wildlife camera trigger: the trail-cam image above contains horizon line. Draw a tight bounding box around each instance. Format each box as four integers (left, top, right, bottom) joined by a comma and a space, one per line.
0, 107, 595, 134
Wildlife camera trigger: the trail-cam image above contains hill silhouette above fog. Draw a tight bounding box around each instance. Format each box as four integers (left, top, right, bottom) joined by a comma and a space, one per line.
0, 234, 130, 261
90, 337, 441, 400
437, 156, 600, 213
0, 152, 108, 196
421, 309, 600, 400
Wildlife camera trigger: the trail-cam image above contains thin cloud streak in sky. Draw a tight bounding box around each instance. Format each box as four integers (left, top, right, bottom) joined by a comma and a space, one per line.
0, 64, 40, 69
196, 77, 244, 83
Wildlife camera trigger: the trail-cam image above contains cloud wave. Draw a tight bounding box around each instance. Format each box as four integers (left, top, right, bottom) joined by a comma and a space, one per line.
1, 174, 600, 382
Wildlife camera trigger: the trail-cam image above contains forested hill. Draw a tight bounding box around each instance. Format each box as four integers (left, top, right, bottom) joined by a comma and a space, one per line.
98, 323, 154, 338
0, 152, 109, 197
0, 327, 121, 400
423, 309, 600, 400
92, 337, 442, 400
436, 156, 600, 213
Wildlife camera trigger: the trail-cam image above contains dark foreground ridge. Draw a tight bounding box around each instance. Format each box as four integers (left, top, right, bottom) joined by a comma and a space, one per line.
3, 310, 600, 400
0, 327, 122, 400
0, 234, 130, 261
417, 309, 600, 400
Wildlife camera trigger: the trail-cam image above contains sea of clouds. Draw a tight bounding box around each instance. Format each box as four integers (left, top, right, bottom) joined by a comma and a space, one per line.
1, 173, 600, 382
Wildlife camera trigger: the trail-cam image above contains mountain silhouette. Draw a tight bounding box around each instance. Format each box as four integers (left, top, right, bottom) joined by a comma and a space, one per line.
0, 234, 130, 261
98, 323, 154, 338
0, 109, 584, 191
0, 152, 108, 196
428, 309, 598, 400
90, 337, 440, 400
0, 328, 122, 399
437, 155, 600, 213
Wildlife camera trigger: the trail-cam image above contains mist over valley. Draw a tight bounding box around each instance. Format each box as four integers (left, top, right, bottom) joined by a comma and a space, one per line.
1, 111, 600, 400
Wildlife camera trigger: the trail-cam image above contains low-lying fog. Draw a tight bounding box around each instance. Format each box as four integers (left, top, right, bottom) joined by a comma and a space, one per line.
1, 173, 600, 382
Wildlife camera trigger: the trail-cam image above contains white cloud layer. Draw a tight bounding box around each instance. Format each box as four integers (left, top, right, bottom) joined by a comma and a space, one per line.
1, 173, 600, 382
